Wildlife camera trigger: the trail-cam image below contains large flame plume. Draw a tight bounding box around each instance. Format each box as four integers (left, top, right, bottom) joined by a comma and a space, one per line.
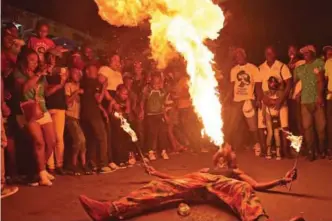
95, 0, 224, 145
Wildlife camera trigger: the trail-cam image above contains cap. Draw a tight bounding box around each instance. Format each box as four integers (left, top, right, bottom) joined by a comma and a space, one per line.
299, 45, 316, 54
323, 45, 332, 52
47, 47, 63, 57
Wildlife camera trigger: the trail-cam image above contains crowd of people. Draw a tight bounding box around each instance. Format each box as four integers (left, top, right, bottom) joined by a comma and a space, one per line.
1, 20, 331, 199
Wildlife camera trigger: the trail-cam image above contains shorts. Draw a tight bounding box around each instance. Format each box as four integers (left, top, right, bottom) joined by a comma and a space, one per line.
258, 106, 288, 129
16, 112, 52, 127
232, 101, 258, 131
36, 112, 53, 125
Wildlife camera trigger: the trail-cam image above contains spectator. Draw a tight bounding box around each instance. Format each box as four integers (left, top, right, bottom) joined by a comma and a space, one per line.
229, 48, 261, 156
65, 68, 92, 175
44, 49, 68, 175
1, 26, 22, 182
14, 49, 56, 186
294, 45, 326, 161
324, 45, 332, 159
132, 60, 145, 95
288, 45, 305, 137
140, 74, 169, 161
68, 51, 85, 71
173, 67, 202, 153
81, 45, 100, 68
80, 64, 112, 173
257, 46, 292, 158
98, 53, 123, 97
1, 78, 19, 198
109, 84, 136, 167
164, 88, 188, 153
27, 21, 55, 64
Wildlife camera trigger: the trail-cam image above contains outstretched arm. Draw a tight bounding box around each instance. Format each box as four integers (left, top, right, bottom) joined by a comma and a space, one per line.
234, 168, 297, 191
145, 166, 176, 179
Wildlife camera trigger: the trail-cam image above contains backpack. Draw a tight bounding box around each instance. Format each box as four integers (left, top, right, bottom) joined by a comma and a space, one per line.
145, 89, 165, 114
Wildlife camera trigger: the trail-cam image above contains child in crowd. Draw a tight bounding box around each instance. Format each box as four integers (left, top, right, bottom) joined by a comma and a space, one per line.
109, 84, 136, 167
140, 74, 169, 161
164, 88, 188, 153
80, 64, 112, 173
262, 77, 284, 160
27, 21, 55, 64
65, 68, 92, 175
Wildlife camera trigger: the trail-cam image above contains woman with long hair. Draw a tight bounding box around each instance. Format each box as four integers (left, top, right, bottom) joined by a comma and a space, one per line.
14, 48, 56, 186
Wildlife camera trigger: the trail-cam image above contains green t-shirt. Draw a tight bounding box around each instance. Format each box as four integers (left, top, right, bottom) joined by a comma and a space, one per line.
294, 58, 325, 104
14, 69, 48, 113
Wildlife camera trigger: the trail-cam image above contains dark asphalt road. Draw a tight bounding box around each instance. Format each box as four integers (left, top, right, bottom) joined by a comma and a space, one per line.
2, 151, 332, 221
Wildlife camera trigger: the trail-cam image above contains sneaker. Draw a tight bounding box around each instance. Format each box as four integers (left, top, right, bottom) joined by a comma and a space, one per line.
108, 162, 120, 171
83, 165, 94, 175
69, 166, 82, 176
55, 167, 66, 176
99, 166, 113, 174
79, 195, 114, 221
46, 171, 56, 181
26, 176, 39, 187
1, 186, 19, 199
161, 150, 169, 160
148, 151, 157, 161
253, 143, 261, 157
39, 171, 53, 186
119, 163, 128, 169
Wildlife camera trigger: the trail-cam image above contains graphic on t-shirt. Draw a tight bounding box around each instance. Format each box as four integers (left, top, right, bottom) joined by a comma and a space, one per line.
34, 42, 48, 61
235, 70, 251, 97
237, 71, 251, 87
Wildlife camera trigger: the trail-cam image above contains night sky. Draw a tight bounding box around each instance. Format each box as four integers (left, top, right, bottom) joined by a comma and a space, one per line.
4, 0, 332, 63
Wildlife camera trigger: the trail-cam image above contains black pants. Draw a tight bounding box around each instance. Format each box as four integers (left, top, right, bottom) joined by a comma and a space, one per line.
110, 117, 134, 164
81, 115, 108, 168
288, 99, 303, 136
145, 114, 168, 153
178, 108, 202, 152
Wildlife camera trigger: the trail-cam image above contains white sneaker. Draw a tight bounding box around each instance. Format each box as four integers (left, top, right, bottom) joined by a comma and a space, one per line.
148, 151, 157, 161
108, 162, 120, 170
161, 150, 169, 160
253, 143, 261, 157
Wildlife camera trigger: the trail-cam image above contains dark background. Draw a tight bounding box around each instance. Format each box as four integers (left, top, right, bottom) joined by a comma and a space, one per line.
3, 0, 332, 64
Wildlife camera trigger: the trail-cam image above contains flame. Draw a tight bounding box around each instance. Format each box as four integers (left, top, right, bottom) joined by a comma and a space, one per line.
95, 0, 224, 146
114, 112, 138, 142
281, 129, 303, 153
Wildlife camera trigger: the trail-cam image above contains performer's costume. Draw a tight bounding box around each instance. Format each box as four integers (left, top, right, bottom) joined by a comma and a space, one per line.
111, 171, 266, 221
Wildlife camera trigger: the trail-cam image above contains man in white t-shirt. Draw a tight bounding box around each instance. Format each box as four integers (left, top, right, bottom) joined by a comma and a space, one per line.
324, 45, 332, 159
98, 54, 123, 97
229, 48, 261, 156
256, 46, 292, 159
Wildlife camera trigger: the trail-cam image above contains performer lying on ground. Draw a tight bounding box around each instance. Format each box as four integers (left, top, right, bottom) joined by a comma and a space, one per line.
79, 144, 299, 221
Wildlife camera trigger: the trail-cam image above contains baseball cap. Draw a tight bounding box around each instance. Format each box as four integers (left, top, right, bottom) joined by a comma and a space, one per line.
299, 45, 316, 54
323, 45, 332, 52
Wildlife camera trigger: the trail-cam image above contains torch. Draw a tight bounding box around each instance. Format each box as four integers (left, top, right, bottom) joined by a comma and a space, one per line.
113, 112, 149, 169
281, 129, 303, 191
